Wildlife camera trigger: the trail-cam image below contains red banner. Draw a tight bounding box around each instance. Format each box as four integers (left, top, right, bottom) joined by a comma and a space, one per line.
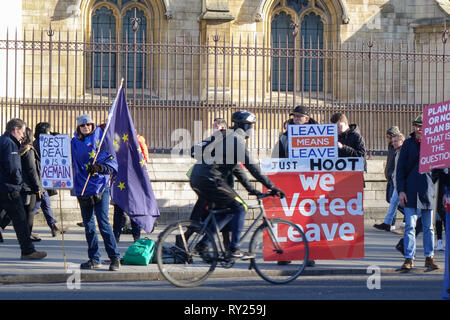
419, 100, 450, 173
263, 171, 365, 260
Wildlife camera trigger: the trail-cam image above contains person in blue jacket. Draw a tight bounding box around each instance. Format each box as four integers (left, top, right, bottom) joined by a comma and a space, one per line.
71, 114, 120, 271
396, 115, 439, 271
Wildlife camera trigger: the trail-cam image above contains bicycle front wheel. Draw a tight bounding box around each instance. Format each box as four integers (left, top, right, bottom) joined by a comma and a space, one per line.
156, 220, 218, 288
249, 218, 309, 284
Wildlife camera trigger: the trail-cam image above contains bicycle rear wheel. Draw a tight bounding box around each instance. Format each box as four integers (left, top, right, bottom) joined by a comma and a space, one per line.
156, 220, 218, 287
249, 218, 309, 284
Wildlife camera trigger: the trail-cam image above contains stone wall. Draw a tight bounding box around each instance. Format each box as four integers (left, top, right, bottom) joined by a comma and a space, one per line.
33, 155, 390, 227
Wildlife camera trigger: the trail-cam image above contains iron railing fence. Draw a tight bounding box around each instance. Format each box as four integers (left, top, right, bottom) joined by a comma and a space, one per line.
0, 28, 448, 156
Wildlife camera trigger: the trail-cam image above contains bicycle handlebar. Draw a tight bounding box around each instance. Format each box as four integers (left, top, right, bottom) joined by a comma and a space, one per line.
255, 191, 282, 200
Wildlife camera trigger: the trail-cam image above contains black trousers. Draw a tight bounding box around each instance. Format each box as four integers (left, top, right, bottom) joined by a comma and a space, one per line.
0, 193, 35, 255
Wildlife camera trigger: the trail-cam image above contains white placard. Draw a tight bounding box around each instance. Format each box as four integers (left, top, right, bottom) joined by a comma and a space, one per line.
39, 134, 73, 189
287, 124, 338, 159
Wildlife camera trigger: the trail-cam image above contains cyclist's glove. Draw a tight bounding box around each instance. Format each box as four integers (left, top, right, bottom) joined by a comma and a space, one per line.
270, 187, 285, 199
248, 189, 263, 197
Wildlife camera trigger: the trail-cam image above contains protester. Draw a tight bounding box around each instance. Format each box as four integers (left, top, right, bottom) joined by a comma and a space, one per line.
434, 169, 447, 252
113, 203, 141, 243
330, 112, 366, 159
271, 106, 317, 267
396, 115, 439, 271
19, 127, 45, 242
271, 105, 318, 158
112, 130, 152, 243
0, 118, 46, 260
71, 114, 120, 271
374, 132, 405, 232
32, 122, 68, 237
137, 133, 149, 163
384, 126, 400, 200
439, 168, 449, 300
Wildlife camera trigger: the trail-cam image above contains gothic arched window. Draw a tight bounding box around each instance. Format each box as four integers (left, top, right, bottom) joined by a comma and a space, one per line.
91, 0, 151, 89
92, 6, 117, 88
301, 12, 323, 91
270, 0, 324, 92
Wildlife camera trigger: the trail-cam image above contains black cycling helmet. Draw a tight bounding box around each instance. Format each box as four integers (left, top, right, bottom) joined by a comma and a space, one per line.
231, 110, 257, 124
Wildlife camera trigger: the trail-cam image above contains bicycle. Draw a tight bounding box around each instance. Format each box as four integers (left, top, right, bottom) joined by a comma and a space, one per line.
156, 191, 309, 287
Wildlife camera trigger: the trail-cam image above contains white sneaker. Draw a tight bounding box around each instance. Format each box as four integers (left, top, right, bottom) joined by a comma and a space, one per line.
436, 240, 444, 251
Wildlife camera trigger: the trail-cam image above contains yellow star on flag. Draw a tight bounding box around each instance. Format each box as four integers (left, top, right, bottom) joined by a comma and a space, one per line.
88, 150, 96, 159
117, 181, 126, 191
140, 158, 145, 167
122, 133, 129, 143
113, 139, 119, 149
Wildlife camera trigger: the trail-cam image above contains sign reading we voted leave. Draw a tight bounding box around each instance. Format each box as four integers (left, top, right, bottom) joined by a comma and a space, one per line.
261, 157, 365, 260
40, 134, 73, 189
287, 124, 338, 159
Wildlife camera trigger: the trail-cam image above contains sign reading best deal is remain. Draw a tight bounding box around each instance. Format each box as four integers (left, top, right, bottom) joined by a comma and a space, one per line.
262, 124, 365, 260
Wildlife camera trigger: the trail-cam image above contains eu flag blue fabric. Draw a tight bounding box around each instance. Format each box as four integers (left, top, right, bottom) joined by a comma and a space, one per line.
104, 88, 160, 233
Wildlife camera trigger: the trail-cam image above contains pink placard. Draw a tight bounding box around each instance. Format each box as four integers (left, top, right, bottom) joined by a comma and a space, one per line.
419, 100, 450, 173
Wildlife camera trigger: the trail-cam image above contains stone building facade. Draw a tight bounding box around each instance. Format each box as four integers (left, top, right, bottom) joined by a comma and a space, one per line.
2, 0, 449, 103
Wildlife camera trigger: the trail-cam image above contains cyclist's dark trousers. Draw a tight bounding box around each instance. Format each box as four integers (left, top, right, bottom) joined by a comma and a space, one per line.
190, 175, 247, 249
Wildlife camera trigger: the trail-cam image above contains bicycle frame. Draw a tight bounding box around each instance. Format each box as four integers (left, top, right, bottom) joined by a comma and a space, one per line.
194, 194, 284, 258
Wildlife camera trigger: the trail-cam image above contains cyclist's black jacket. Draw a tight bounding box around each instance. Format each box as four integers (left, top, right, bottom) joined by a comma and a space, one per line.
190, 128, 274, 192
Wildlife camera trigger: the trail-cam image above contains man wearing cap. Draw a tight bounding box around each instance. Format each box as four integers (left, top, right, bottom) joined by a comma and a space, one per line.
271, 106, 317, 267
271, 105, 318, 158
71, 114, 121, 271
396, 115, 439, 271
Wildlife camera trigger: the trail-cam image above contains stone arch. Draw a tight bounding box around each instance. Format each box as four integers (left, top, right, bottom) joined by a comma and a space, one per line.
256, 0, 349, 24
80, 0, 170, 41
260, 0, 341, 95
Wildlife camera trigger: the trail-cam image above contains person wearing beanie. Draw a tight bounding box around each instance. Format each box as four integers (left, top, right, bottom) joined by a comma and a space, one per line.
71, 114, 121, 271
374, 126, 404, 232
396, 115, 439, 271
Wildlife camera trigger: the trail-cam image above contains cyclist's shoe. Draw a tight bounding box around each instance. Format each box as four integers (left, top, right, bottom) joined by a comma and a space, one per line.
194, 242, 208, 254
230, 249, 255, 260
175, 235, 185, 249
194, 242, 214, 264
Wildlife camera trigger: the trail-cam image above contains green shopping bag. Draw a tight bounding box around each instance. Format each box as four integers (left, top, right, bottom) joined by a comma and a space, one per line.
123, 238, 156, 266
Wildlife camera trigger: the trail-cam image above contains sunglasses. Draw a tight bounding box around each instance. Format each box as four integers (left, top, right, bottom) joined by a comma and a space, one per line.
79, 123, 92, 128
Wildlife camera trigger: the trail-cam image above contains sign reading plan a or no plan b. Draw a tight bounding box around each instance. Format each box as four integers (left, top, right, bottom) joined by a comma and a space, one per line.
287, 124, 338, 159
39, 134, 74, 190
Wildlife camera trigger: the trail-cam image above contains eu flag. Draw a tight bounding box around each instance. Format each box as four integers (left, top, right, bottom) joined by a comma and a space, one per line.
104, 87, 160, 233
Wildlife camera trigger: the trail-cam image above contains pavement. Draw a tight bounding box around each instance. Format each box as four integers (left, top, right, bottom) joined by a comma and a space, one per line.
0, 224, 446, 285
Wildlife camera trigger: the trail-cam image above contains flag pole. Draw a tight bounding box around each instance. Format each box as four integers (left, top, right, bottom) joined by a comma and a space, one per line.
81, 78, 124, 196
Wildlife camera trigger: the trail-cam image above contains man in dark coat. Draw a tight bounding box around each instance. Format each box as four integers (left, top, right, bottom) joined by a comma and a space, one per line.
396, 115, 439, 271
330, 113, 366, 160
0, 118, 46, 260
271, 105, 318, 158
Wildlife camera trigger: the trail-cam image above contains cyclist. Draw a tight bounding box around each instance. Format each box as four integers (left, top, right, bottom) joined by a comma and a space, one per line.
189, 110, 285, 259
